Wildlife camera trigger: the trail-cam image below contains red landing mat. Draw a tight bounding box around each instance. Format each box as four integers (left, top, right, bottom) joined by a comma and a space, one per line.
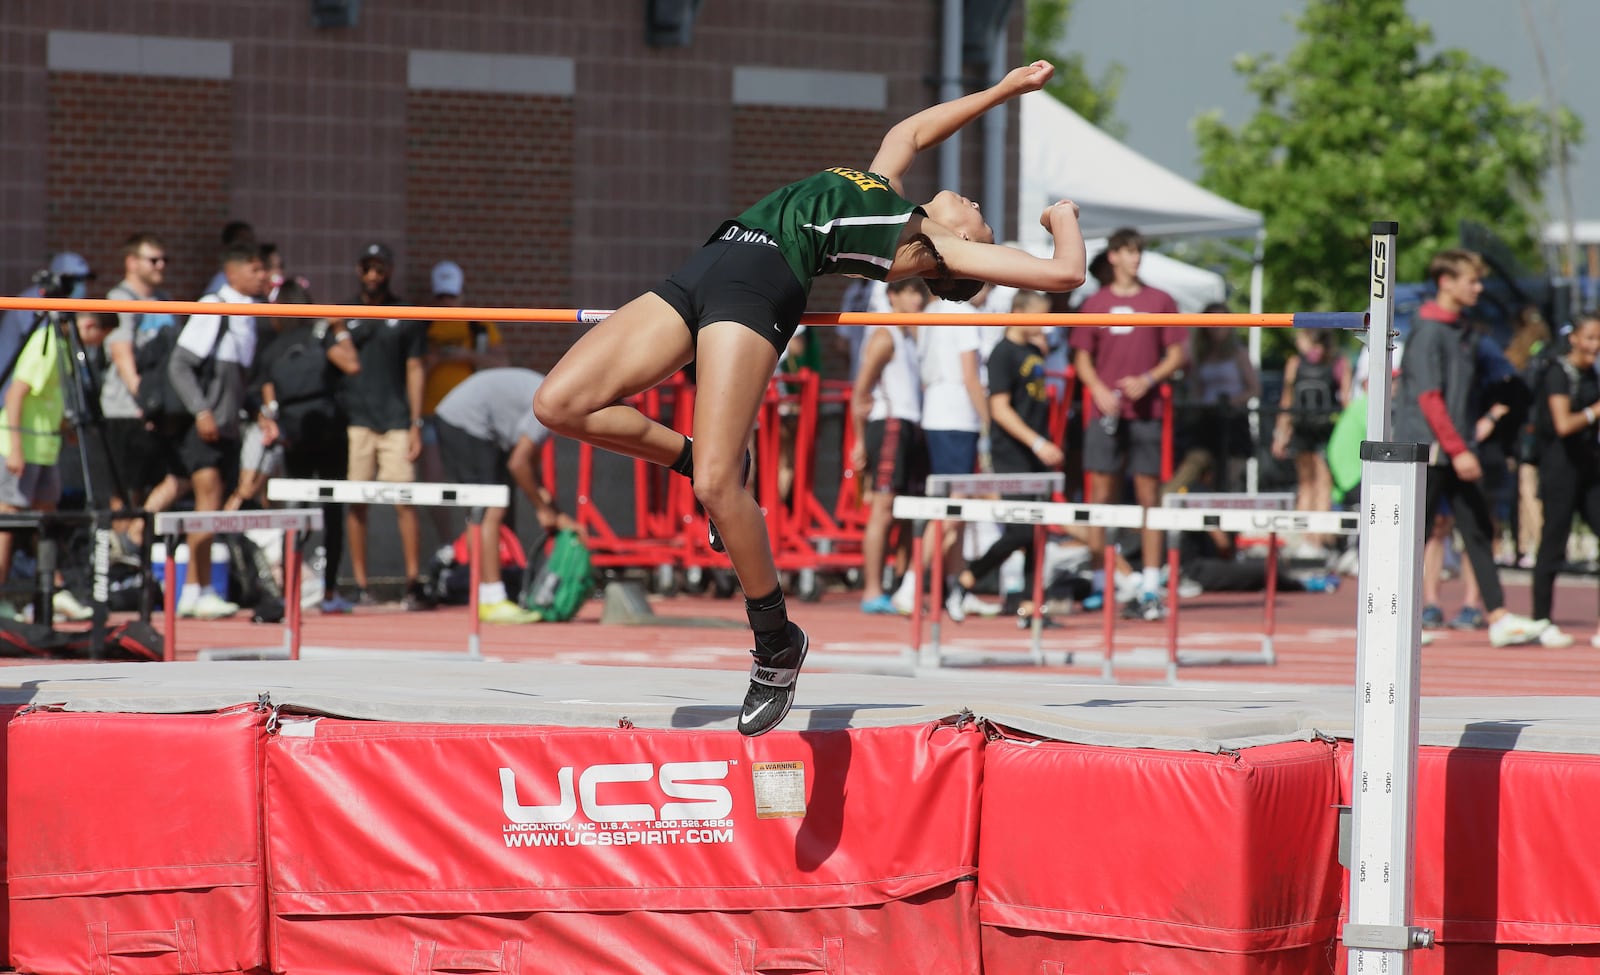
0, 703, 21, 968
264, 718, 985, 975
1336, 744, 1600, 974
978, 736, 1344, 975
6, 706, 269, 975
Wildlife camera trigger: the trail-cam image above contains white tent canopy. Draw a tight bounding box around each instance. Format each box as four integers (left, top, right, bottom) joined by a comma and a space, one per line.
1016, 91, 1263, 252
1066, 238, 1226, 314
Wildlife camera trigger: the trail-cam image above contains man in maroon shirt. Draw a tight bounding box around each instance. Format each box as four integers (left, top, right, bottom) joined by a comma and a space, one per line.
1071, 228, 1187, 618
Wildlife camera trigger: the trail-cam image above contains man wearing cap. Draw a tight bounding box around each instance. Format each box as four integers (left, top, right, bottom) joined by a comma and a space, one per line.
338, 243, 430, 610
0, 253, 99, 621
418, 260, 506, 540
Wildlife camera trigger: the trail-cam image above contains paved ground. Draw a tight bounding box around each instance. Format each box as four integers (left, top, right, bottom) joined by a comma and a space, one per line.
92, 569, 1600, 698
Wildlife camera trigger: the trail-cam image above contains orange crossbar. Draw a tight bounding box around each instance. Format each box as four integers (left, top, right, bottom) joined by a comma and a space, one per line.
0, 296, 1360, 329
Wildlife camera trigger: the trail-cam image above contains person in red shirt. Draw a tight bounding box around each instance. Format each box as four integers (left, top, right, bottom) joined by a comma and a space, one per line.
1070, 228, 1187, 619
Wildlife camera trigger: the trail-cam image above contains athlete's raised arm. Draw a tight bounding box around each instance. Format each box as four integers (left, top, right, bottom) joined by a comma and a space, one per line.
910, 199, 1086, 294
869, 61, 1054, 193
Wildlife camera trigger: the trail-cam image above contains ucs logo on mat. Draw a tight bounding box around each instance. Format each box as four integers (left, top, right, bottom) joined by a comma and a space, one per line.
499, 762, 737, 849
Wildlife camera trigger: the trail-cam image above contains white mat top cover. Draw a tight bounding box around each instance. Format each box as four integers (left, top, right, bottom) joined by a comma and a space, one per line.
0, 659, 1595, 755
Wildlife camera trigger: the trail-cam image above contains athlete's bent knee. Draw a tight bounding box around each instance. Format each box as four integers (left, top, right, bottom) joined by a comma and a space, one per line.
693, 472, 744, 522
533, 383, 581, 436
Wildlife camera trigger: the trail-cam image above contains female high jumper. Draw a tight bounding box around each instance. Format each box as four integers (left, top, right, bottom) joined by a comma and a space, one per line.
534, 59, 1086, 736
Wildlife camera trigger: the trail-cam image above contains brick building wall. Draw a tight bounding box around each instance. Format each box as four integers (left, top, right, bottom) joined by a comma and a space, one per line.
404, 90, 574, 367
47, 72, 232, 300
0, 2, 1022, 372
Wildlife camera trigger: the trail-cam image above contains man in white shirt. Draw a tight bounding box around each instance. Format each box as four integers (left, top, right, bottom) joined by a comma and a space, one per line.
168, 243, 269, 618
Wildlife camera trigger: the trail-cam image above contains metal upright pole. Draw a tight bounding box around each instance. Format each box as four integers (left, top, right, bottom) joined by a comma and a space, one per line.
1344, 221, 1435, 971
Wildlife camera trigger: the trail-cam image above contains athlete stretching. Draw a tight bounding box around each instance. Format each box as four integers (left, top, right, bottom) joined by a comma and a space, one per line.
534, 60, 1086, 736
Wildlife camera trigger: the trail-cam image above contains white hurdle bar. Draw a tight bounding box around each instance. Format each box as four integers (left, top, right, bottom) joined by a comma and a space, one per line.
893, 493, 1142, 674
267, 479, 512, 659
1144, 503, 1361, 682
916, 473, 1066, 665
153, 508, 324, 662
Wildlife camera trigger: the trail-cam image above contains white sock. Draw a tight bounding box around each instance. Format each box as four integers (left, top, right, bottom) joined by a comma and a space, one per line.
1092, 569, 1106, 591
479, 581, 507, 605
181, 583, 200, 602
1142, 567, 1161, 592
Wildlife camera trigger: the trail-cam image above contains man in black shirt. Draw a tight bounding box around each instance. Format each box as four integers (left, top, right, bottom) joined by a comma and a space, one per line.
946, 292, 1063, 621
338, 243, 430, 609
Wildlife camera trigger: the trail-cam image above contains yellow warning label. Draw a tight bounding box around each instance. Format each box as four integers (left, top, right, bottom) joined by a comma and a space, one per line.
751, 761, 807, 819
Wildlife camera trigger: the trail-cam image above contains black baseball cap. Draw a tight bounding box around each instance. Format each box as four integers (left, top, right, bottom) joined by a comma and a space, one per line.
359, 242, 394, 267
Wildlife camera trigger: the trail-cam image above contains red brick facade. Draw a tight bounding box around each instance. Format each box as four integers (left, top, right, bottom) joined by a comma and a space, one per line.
0, 3, 1021, 372
405, 90, 575, 368
47, 72, 232, 301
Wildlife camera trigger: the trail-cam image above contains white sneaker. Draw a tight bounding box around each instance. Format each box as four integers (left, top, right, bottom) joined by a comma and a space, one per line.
889, 574, 917, 616
1177, 578, 1203, 599
961, 592, 1002, 617
52, 590, 93, 622
1539, 624, 1574, 648
179, 592, 239, 620
1113, 572, 1143, 605
943, 581, 967, 623
1488, 613, 1548, 648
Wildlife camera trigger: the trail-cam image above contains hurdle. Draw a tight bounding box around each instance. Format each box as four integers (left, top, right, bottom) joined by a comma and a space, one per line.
893, 491, 1143, 675
1144, 496, 1361, 682
152, 508, 323, 661
903, 472, 1065, 666
266, 479, 510, 658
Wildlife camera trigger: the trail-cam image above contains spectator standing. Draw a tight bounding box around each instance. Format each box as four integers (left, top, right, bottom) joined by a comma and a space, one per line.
1186, 311, 1259, 492
434, 368, 578, 623
1526, 313, 1600, 648
418, 261, 506, 542
1070, 228, 1187, 618
1392, 249, 1545, 648
851, 279, 928, 614
0, 258, 96, 622
1507, 305, 1553, 568
888, 288, 990, 616
167, 243, 269, 619
100, 234, 184, 539
254, 278, 360, 613
946, 294, 1064, 622
1270, 329, 1350, 555
339, 243, 430, 610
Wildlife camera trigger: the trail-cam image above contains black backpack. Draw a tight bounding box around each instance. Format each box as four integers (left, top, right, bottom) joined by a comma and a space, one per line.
135, 302, 228, 423
266, 325, 338, 442
1520, 347, 1576, 463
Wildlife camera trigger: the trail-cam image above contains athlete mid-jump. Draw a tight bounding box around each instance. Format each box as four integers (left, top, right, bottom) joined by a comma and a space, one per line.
534, 60, 1086, 736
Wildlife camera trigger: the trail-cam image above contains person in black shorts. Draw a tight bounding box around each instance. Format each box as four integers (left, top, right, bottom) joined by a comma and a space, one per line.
534, 60, 1086, 736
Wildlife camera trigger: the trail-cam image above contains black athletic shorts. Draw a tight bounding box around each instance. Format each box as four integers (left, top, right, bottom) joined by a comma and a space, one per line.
651, 233, 809, 357
1084, 417, 1163, 477
176, 425, 241, 485
864, 417, 928, 496
435, 417, 505, 490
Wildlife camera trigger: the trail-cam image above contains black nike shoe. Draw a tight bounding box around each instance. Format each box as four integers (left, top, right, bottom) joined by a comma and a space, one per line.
706, 448, 754, 555
737, 622, 808, 737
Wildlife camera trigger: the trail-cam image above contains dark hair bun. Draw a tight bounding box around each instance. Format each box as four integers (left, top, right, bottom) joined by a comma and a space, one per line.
929, 277, 984, 303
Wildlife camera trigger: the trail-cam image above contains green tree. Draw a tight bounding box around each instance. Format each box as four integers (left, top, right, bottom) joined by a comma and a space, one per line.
1025, 0, 1124, 136
1194, 0, 1581, 315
